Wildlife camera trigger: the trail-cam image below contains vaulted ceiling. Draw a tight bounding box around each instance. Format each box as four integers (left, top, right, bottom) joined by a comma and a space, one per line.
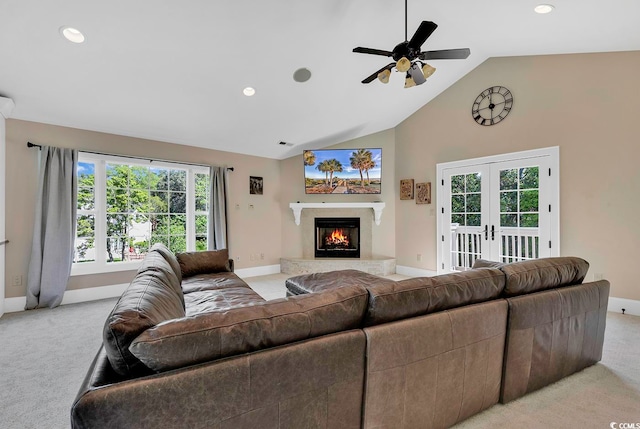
2, 0, 639, 159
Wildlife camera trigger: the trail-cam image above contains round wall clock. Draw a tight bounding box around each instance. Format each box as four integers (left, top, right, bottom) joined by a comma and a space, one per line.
472, 86, 513, 126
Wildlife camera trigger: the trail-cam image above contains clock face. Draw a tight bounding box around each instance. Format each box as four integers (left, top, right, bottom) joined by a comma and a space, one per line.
472, 86, 513, 126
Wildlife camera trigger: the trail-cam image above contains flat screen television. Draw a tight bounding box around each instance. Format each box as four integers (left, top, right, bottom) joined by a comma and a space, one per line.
303, 148, 382, 194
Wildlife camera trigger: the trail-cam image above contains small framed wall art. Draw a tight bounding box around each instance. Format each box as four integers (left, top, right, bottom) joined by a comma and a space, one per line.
400, 179, 414, 200
415, 182, 431, 204
249, 176, 263, 195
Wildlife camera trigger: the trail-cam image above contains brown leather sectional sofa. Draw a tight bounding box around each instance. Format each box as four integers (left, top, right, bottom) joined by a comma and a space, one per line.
71, 244, 609, 429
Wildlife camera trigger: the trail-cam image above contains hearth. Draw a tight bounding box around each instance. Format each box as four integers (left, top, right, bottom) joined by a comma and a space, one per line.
315, 217, 360, 258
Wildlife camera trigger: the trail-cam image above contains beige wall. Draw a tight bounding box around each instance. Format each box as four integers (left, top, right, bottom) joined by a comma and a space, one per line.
394, 50, 640, 301
5, 119, 282, 298
6, 51, 640, 303
279, 129, 396, 259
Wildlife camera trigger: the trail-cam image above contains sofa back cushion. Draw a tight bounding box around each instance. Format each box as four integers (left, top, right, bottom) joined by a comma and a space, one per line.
149, 242, 182, 284
364, 268, 505, 326
103, 250, 186, 376
176, 249, 231, 278
129, 284, 368, 372
499, 257, 589, 297
428, 268, 506, 312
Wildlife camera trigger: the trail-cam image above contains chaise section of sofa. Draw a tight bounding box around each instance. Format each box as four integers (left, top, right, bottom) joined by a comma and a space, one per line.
72, 244, 372, 429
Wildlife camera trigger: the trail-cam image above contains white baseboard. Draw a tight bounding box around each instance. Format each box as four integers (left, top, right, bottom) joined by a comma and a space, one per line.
396, 265, 438, 278
4, 296, 26, 313
3, 283, 128, 314
608, 297, 640, 317
235, 264, 281, 278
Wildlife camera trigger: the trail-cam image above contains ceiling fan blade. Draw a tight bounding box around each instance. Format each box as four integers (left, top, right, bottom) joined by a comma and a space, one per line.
419, 48, 471, 60
408, 21, 438, 49
353, 47, 394, 57
362, 63, 396, 84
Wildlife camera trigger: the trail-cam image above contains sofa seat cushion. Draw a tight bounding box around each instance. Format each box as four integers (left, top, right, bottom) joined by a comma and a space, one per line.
103, 250, 187, 376
176, 249, 231, 278
181, 272, 251, 294
285, 269, 394, 296
183, 287, 266, 316
129, 284, 369, 372
498, 257, 589, 296
364, 268, 505, 326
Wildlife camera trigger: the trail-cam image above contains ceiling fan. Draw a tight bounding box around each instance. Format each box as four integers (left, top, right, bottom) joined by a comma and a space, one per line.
353, 0, 470, 87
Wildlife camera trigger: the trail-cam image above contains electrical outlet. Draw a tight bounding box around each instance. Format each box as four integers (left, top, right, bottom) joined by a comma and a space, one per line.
12, 275, 22, 287
594, 273, 604, 281
260, 253, 264, 260
417, 254, 422, 262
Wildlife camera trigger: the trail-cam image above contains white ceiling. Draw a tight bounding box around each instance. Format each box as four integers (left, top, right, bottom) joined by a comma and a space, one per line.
1, 0, 639, 159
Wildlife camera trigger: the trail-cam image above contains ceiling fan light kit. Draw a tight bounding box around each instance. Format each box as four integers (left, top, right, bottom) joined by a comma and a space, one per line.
377, 69, 391, 83
404, 75, 417, 88
422, 63, 436, 78
353, 0, 470, 88
396, 57, 411, 72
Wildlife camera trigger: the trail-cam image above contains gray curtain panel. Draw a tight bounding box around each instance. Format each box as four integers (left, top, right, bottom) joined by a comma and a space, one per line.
208, 166, 228, 250
26, 146, 78, 309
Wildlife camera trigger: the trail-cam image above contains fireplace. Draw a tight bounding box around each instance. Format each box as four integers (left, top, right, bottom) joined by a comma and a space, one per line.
315, 217, 360, 258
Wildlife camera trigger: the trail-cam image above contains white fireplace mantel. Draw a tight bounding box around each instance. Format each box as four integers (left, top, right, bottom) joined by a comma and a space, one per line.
289, 202, 386, 226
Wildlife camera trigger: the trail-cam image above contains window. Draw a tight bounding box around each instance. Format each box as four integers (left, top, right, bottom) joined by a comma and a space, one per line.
73, 153, 210, 275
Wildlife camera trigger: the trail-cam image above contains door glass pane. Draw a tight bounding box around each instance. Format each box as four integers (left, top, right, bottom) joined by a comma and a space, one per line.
451, 195, 465, 213
449, 172, 482, 271
500, 169, 518, 190
520, 214, 539, 227
519, 190, 539, 212
501, 213, 517, 227
466, 173, 481, 192
466, 194, 481, 212
451, 175, 465, 193
467, 214, 481, 226
519, 167, 539, 189
500, 191, 517, 212
452, 214, 464, 225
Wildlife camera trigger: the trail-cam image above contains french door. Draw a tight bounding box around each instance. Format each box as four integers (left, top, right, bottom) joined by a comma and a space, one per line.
437, 147, 559, 273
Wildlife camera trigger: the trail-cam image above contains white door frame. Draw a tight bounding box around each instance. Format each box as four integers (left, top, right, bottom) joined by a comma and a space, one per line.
0, 97, 15, 318
436, 146, 559, 274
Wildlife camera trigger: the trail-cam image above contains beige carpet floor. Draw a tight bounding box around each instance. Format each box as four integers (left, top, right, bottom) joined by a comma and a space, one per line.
0, 273, 638, 428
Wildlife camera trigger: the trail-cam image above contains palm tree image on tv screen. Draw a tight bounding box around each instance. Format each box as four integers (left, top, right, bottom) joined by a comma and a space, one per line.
304, 148, 382, 194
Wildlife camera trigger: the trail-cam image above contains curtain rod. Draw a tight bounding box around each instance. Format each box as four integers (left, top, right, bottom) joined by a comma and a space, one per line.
26, 142, 234, 171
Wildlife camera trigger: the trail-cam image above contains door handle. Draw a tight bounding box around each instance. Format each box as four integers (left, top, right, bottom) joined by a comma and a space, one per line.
491, 225, 495, 241
483, 225, 488, 240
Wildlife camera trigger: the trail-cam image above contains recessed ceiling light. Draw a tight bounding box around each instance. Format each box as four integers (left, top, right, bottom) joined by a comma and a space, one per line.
243, 87, 256, 96
534, 4, 555, 14
293, 68, 312, 83
60, 26, 86, 43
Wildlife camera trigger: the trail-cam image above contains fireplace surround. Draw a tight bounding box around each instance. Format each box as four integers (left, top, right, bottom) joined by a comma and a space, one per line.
315, 217, 360, 258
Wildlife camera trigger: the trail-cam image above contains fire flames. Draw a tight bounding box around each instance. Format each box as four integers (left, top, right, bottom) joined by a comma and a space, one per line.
325, 229, 350, 247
